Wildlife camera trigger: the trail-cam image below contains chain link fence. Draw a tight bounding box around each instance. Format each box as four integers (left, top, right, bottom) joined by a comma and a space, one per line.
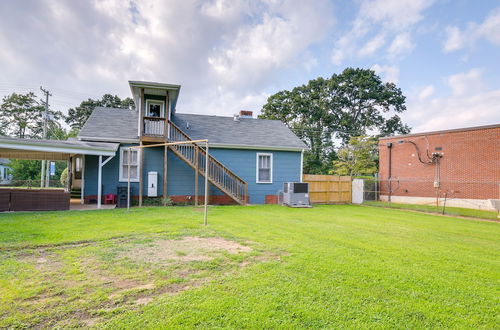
358, 177, 500, 220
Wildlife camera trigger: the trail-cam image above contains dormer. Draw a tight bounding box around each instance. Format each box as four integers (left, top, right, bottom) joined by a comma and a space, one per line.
129, 81, 181, 142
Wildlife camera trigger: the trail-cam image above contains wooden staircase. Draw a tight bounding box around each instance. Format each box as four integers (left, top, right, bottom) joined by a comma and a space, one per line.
167, 120, 248, 205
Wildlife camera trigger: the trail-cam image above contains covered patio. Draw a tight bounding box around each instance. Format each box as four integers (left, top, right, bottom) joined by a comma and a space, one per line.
0, 136, 118, 211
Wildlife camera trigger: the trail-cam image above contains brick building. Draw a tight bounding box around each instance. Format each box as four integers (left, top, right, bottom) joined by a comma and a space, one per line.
378, 124, 500, 210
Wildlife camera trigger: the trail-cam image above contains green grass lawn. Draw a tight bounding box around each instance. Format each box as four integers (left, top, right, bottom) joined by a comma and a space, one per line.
0, 205, 498, 328
363, 201, 499, 220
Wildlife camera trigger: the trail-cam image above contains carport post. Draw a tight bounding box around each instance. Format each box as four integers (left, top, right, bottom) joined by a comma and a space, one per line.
98, 155, 102, 209
81, 156, 85, 204
97, 155, 114, 209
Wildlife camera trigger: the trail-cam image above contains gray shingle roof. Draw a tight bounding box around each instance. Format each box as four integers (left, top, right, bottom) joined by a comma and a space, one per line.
79, 107, 139, 141
172, 113, 306, 150
79, 107, 306, 150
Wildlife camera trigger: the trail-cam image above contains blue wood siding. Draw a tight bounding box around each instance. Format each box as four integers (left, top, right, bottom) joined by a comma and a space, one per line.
84, 144, 301, 204
208, 148, 301, 203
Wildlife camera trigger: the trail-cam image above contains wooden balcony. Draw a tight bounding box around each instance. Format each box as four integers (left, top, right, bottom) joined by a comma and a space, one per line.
141, 117, 167, 142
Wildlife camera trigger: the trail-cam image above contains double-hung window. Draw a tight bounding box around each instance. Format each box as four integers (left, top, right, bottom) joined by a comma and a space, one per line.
119, 147, 140, 182
256, 153, 273, 183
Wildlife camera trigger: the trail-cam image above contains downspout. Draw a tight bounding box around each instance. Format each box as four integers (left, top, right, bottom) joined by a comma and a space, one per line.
300, 149, 304, 182
387, 142, 393, 203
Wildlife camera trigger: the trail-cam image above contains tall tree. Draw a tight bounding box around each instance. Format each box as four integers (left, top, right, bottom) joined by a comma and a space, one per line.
325, 68, 409, 143
260, 68, 410, 174
66, 94, 135, 130
0, 92, 44, 138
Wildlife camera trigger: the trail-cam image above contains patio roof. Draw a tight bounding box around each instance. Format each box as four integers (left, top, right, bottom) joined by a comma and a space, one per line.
0, 136, 119, 160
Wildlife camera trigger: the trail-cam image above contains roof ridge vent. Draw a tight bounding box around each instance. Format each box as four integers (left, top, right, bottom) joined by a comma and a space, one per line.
233, 114, 240, 122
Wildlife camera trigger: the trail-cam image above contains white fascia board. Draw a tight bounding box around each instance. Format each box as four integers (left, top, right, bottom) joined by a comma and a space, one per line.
0, 142, 117, 157
78, 136, 139, 143
209, 143, 305, 152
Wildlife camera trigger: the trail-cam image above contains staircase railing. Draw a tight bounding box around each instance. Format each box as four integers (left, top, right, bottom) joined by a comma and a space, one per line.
167, 120, 248, 205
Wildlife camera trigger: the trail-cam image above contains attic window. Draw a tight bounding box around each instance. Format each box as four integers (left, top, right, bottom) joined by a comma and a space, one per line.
145, 100, 164, 118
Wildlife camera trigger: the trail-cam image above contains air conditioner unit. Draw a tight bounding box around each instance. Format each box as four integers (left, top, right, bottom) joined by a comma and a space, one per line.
282, 182, 311, 207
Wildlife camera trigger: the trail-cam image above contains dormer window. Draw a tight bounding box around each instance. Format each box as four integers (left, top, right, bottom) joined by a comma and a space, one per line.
146, 100, 165, 118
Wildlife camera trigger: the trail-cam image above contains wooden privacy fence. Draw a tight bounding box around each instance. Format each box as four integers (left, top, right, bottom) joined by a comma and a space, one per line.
303, 175, 352, 204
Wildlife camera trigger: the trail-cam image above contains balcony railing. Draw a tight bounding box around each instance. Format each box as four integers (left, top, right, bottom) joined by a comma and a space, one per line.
143, 117, 166, 137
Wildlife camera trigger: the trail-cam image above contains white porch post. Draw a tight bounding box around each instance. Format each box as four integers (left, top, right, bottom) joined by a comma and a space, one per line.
97, 155, 114, 209
81, 155, 85, 205
98, 155, 102, 209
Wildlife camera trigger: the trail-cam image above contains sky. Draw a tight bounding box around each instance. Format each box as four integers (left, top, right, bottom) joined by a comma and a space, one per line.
0, 0, 499, 133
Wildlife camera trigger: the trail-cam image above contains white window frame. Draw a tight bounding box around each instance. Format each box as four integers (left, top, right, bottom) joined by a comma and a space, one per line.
256, 152, 273, 184
119, 147, 141, 182
145, 99, 165, 118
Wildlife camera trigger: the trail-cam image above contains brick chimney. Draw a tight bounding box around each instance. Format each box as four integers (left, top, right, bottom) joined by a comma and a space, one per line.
239, 110, 253, 118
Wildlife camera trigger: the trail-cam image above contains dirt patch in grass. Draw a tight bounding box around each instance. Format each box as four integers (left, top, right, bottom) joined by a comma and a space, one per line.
1, 235, 264, 329
123, 236, 252, 263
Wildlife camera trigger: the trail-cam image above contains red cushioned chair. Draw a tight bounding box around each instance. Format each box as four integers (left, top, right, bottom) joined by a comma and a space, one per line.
104, 193, 117, 204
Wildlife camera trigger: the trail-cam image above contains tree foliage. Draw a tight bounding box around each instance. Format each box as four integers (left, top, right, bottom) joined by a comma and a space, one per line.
8, 159, 67, 183
0, 92, 66, 139
331, 136, 378, 176
8, 159, 42, 181
260, 68, 410, 174
0, 92, 44, 138
66, 94, 135, 130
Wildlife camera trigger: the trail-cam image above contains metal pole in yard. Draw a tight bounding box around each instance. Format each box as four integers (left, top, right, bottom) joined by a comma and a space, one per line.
204, 141, 209, 226
442, 192, 448, 215
127, 148, 131, 211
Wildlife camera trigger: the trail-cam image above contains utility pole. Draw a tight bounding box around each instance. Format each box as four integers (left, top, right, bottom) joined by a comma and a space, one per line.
40, 86, 51, 188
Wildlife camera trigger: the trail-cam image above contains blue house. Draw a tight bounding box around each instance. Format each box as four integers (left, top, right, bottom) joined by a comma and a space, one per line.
74, 81, 306, 206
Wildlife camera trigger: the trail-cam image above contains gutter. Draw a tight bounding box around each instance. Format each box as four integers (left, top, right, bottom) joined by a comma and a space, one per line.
209, 143, 307, 152
78, 136, 140, 144
0, 139, 118, 156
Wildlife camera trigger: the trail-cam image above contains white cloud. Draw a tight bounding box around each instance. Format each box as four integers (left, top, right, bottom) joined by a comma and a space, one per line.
359, 0, 435, 30
358, 33, 386, 57
406, 89, 500, 132
200, 0, 251, 22
443, 7, 500, 52
371, 64, 400, 83
445, 68, 484, 96
0, 0, 335, 117
443, 26, 465, 52
417, 85, 435, 100
405, 69, 499, 132
388, 33, 415, 58
207, 0, 334, 88
332, 0, 435, 65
